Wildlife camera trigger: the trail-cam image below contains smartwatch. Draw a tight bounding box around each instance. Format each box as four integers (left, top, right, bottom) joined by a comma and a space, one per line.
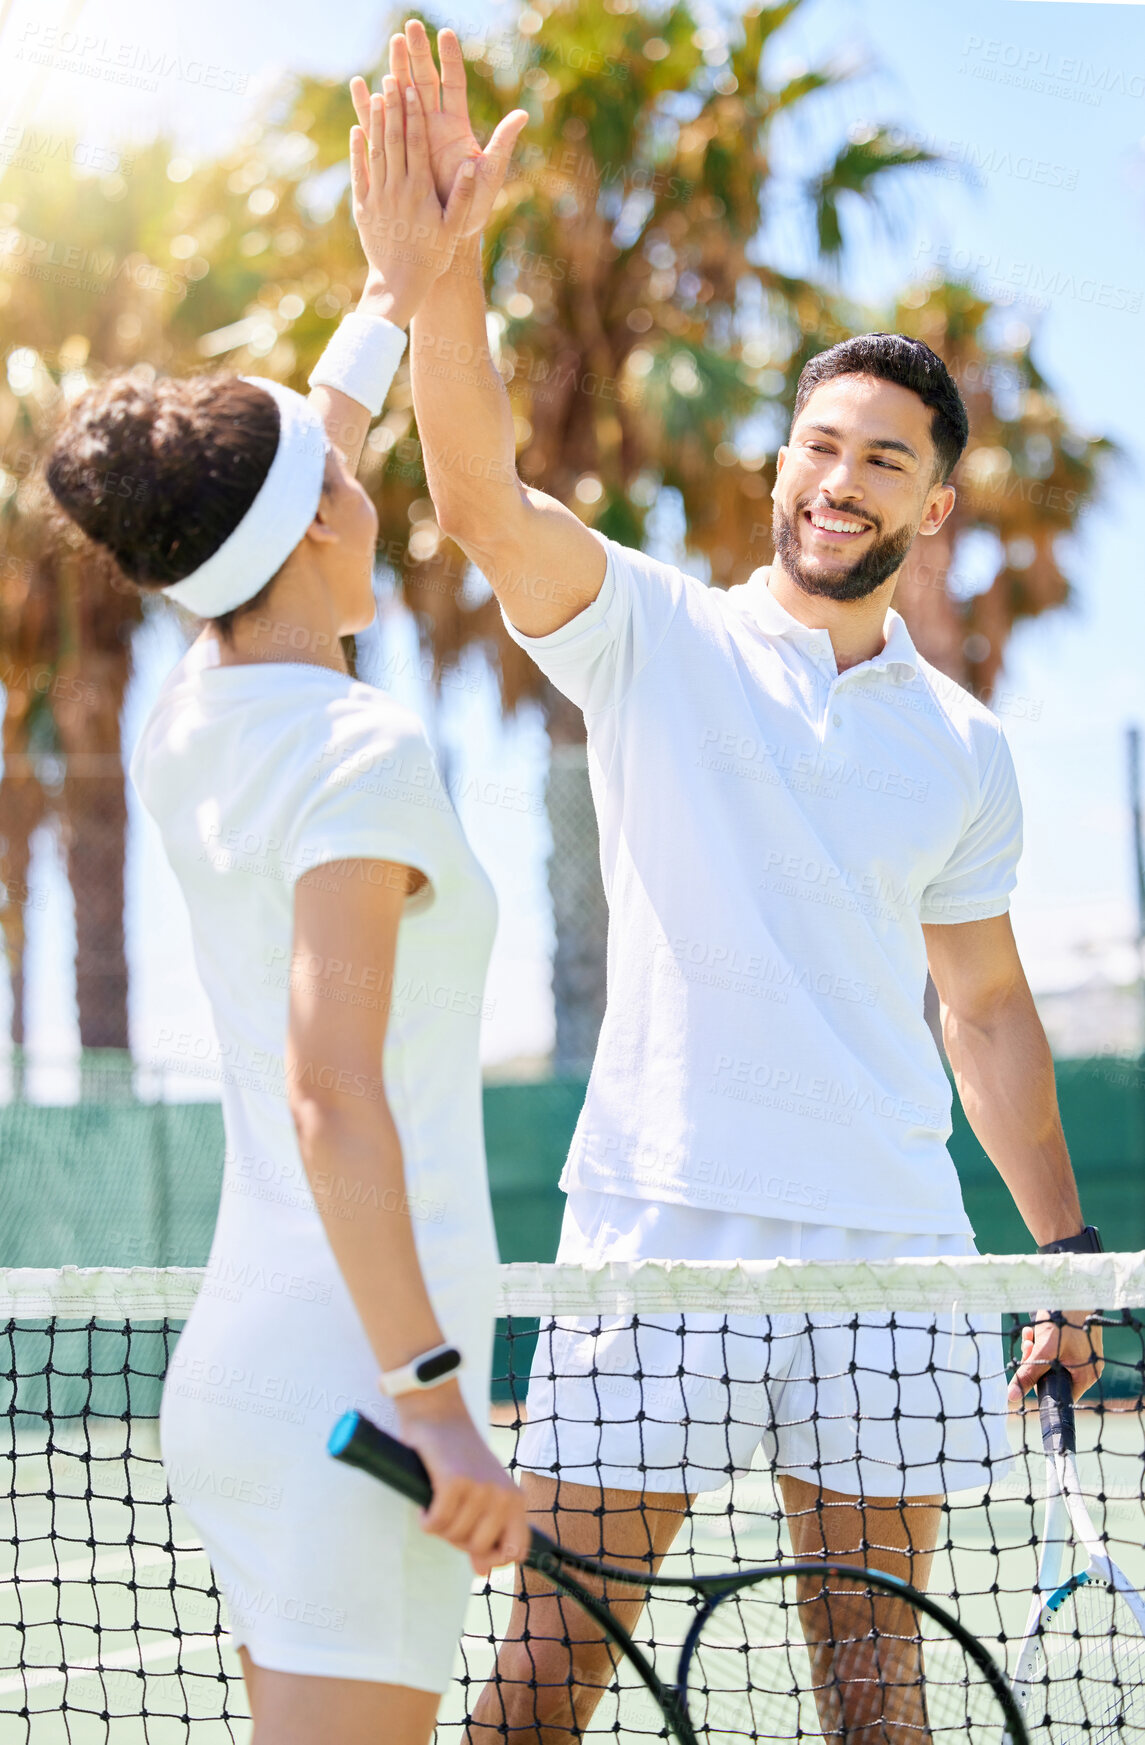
1037, 1225, 1103, 1255
378, 1342, 463, 1398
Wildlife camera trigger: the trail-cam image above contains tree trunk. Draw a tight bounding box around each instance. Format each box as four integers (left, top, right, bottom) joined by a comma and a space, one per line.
60, 761, 129, 1050
0, 743, 47, 1054
55, 650, 130, 1052
543, 684, 607, 1078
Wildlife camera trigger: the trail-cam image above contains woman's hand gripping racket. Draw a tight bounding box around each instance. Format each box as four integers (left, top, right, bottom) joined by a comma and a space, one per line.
330, 1410, 1029, 1745
1012, 1362, 1145, 1741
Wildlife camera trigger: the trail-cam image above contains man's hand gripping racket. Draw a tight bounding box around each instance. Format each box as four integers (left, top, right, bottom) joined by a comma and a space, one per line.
1011, 1361, 1145, 1742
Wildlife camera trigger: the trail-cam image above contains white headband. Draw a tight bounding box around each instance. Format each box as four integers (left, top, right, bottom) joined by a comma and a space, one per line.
160, 376, 330, 618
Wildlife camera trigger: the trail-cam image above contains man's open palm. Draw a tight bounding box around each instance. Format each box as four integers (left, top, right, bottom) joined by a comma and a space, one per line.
350, 21, 526, 238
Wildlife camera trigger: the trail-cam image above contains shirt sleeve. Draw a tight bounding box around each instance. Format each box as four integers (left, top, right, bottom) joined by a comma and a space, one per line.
919, 728, 1023, 924
500, 533, 688, 716
283, 701, 453, 903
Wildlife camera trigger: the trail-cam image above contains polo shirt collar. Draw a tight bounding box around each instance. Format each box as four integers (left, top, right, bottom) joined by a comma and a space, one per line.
738, 565, 919, 679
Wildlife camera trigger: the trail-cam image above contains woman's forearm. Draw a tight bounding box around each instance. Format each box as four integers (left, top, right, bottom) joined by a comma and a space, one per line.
290, 1093, 447, 1374
307, 275, 411, 475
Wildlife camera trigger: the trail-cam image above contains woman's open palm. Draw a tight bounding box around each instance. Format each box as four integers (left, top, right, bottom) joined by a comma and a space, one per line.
350, 22, 526, 239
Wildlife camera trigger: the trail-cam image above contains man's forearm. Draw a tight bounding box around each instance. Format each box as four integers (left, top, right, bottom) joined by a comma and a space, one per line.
942, 984, 1084, 1246
410, 235, 522, 536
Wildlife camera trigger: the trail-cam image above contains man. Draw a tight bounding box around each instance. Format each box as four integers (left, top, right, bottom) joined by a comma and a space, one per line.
386, 22, 1102, 1741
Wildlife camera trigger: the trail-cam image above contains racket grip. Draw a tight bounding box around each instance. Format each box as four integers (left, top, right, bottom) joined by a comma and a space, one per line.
328, 1411, 434, 1507
1037, 1363, 1076, 1454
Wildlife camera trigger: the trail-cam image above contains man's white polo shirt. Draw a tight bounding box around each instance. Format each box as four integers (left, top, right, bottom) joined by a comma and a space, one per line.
503, 535, 1022, 1234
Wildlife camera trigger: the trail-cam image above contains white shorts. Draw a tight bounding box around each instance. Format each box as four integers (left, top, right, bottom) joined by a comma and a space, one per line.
516, 1191, 1012, 1499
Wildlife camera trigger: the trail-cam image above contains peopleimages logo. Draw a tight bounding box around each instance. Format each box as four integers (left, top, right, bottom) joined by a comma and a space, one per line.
683, 1156, 832, 1213
913, 241, 1141, 316
227, 1587, 344, 1633
166, 1461, 282, 1511
14, 24, 248, 94
0, 127, 132, 176
202, 1256, 332, 1306
0, 228, 189, 298
709, 1055, 945, 1130
959, 34, 1145, 104
696, 728, 929, 803
655, 936, 879, 1007
880, 122, 1079, 191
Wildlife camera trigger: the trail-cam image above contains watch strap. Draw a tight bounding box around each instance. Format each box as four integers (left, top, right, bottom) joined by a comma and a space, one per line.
377, 1341, 462, 1398
1037, 1224, 1103, 1255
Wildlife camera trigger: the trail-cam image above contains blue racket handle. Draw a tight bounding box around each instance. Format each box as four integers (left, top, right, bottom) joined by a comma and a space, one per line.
1037, 1362, 1076, 1455
329, 1410, 434, 1506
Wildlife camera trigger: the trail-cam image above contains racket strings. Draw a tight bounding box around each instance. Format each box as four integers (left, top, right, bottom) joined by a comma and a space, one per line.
685, 1578, 998, 1743
1024, 1583, 1145, 1742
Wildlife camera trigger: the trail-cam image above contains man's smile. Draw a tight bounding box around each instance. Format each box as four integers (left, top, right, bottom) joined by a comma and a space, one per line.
803, 507, 875, 542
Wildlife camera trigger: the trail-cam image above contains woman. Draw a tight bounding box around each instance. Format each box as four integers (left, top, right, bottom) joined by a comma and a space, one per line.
44, 73, 529, 1745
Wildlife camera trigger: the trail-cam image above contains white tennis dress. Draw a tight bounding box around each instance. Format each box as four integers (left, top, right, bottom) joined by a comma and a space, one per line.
130, 635, 499, 1688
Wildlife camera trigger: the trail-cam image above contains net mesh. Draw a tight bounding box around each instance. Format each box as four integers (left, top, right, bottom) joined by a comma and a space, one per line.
2, 1255, 1143, 1742
1017, 1578, 1145, 1743
684, 1576, 1007, 1742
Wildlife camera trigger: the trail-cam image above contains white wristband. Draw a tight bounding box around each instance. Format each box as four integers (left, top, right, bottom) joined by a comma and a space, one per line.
377, 1342, 462, 1398
307, 310, 408, 417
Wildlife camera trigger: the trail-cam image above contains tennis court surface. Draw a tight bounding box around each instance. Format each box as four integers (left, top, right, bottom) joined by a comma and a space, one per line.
3, 1253, 1143, 1741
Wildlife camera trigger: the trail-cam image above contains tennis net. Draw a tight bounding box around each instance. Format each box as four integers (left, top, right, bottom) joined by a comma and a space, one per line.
2, 1253, 1143, 1741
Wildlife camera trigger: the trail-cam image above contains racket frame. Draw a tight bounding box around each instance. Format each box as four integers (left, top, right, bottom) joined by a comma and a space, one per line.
329, 1409, 1029, 1745
1011, 1362, 1145, 1736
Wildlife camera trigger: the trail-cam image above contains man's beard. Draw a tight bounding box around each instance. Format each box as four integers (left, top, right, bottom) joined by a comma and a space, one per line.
772, 499, 916, 602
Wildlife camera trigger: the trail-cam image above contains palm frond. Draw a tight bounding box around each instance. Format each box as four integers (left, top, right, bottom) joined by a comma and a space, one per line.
812, 129, 937, 257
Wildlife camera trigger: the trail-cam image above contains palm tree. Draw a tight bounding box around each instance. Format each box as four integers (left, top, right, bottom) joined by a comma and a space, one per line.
334, 3, 1104, 1070
143, 1, 934, 1071
0, 144, 198, 1077
888, 280, 1112, 693
0, 0, 1110, 1079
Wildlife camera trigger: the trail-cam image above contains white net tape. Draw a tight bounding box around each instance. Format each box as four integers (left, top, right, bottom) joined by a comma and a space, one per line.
1, 1251, 1142, 1320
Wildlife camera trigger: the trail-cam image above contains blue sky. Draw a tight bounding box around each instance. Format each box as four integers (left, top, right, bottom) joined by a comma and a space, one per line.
3, 0, 1143, 1083
761, 0, 1145, 1006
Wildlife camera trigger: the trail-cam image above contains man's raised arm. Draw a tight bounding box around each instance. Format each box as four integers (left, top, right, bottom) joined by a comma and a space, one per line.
410, 239, 605, 637
380, 12, 605, 638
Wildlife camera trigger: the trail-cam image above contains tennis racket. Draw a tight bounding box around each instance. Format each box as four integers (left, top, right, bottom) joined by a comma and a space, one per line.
329, 1409, 1028, 1745
1011, 1362, 1145, 1741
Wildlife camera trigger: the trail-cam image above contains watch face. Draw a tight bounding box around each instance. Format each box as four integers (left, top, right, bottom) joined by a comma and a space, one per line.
415, 1347, 460, 1385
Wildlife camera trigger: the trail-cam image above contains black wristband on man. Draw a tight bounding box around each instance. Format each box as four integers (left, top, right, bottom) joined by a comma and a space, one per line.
1037, 1225, 1103, 1255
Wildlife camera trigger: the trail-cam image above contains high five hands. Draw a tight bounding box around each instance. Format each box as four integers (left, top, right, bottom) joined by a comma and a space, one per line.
347, 22, 528, 325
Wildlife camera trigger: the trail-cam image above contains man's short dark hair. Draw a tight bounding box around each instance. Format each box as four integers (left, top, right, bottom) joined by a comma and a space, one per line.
792, 333, 969, 483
